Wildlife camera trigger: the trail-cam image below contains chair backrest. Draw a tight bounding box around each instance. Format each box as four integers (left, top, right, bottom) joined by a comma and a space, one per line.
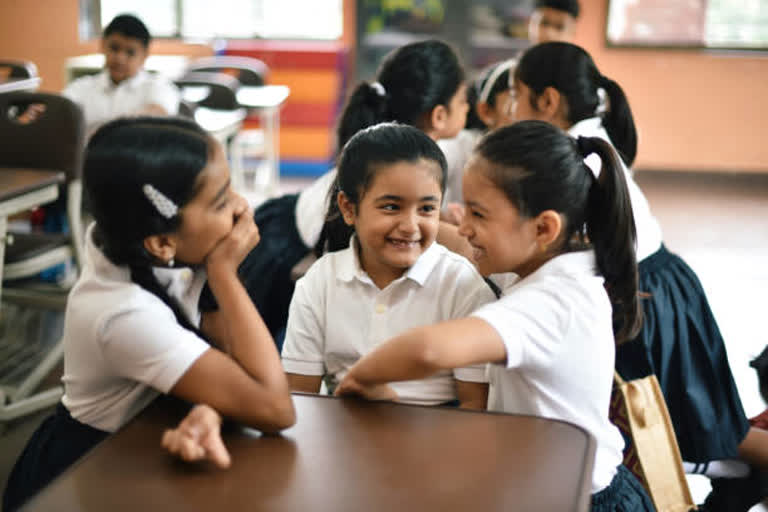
174, 71, 241, 110
0, 92, 85, 183
0, 60, 39, 80
187, 55, 268, 86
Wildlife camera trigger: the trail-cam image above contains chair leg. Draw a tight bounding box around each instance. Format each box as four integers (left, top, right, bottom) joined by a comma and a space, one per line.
11, 337, 64, 402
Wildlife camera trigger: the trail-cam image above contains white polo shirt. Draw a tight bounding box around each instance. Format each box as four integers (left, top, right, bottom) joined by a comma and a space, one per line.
61, 224, 209, 432
568, 117, 663, 261
294, 167, 337, 249
472, 250, 625, 494
282, 240, 496, 405
63, 69, 180, 136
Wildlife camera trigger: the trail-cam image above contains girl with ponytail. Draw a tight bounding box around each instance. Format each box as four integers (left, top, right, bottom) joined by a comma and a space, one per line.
335, 121, 653, 510
509, 42, 767, 499
4, 117, 295, 512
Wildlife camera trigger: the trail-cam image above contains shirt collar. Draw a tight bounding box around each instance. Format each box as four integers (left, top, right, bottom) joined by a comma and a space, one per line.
335, 236, 442, 287
98, 69, 148, 92
510, 250, 600, 291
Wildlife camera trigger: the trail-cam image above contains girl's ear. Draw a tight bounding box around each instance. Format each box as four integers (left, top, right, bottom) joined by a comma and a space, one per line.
536, 86, 564, 124
475, 101, 496, 129
337, 191, 357, 226
143, 234, 177, 264
533, 210, 562, 252
427, 104, 449, 138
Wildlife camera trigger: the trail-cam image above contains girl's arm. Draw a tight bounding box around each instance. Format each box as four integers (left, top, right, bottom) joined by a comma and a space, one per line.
455, 381, 488, 410
336, 317, 506, 399
171, 200, 295, 433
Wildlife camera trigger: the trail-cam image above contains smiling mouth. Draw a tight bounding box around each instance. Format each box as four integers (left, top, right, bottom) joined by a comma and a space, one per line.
387, 238, 420, 249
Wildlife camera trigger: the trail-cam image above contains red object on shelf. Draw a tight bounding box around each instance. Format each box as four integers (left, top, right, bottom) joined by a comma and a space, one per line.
223, 40, 349, 70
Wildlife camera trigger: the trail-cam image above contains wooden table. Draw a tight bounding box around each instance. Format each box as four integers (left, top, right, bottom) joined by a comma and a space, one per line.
23, 394, 596, 511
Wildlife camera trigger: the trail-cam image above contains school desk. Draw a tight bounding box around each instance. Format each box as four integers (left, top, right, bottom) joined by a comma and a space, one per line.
0, 168, 64, 422
22, 394, 596, 511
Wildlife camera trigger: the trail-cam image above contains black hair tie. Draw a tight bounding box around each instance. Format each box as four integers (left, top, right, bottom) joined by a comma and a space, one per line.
576, 136, 598, 158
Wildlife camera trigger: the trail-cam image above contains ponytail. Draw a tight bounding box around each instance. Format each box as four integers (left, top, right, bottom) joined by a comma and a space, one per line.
335, 82, 389, 155
314, 178, 353, 256
577, 136, 642, 343
598, 75, 637, 167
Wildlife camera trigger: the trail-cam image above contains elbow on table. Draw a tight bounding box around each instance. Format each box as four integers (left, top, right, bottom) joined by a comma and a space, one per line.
259, 392, 296, 433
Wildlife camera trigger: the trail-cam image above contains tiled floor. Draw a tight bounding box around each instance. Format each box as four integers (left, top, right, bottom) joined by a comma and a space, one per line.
0, 171, 767, 510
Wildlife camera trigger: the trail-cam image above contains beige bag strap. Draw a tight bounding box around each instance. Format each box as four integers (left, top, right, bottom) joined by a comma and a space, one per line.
614, 371, 626, 387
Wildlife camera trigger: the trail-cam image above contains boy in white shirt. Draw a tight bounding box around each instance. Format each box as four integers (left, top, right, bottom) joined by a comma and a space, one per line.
63, 14, 180, 135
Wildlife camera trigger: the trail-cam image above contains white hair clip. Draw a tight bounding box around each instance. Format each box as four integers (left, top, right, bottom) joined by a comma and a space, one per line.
143, 184, 178, 219
370, 81, 386, 97
596, 87, 609, 115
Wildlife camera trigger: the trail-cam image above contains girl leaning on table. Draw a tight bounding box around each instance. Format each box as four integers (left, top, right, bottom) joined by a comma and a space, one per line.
335, 121, 655, 511
3, 117, 295, 512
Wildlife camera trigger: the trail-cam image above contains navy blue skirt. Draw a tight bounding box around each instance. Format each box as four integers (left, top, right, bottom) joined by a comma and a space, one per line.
3, 403, 108, 512
615, 245, 749, 463
198, 193, 311, 348
591, 465, 655, 511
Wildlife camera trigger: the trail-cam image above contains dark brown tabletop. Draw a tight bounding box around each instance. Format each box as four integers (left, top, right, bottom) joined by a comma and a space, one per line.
24, 394, 596, 512
0, 168, 64, 203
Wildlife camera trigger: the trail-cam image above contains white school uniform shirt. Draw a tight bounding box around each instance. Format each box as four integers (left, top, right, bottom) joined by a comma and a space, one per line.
472, 250, 625, 494
62, 69, 180, 136
282, 240, 496, 405
568, 117, 663, 261
294, 167, 337, 249
61, 224, 209, 432
437, 128, 483, 206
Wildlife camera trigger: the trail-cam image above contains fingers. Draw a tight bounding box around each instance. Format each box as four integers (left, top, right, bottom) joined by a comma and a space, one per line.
203, 429, 232, 469
162, 405, 230, 467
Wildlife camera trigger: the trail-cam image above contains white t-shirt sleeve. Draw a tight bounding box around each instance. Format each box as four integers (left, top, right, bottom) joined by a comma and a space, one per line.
99, 308, 210, 393
450, 265, 497, 383
472, 283, 570, 371
61, 76, 88, 104
281, 272, 326, 375
146, 76, 180, 115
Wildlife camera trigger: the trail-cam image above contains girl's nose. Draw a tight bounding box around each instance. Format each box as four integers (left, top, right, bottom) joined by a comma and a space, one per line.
398, 211, 418, 233
458, 216, 471, 238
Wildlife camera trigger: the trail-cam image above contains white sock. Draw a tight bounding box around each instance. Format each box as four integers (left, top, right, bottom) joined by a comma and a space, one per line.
683, 460, 750, 478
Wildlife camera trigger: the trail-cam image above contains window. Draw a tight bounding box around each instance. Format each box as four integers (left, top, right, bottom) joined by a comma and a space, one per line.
606, 0, 768, 50
93, 0, 343, 40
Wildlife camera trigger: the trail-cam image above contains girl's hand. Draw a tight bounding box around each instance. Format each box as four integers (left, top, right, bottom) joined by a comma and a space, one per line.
440, 202, 465, 226
205, 196, 259, 275
161, 404, 231, 468
334, 373, 399, 402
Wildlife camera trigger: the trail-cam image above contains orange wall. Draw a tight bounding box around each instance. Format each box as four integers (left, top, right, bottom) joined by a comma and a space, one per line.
573, 0, 768, 173
0, 0, 213, 93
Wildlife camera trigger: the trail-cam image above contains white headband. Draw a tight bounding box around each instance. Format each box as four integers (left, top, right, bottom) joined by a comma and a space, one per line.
143, 184, 178, 219
478, 59, 517, 104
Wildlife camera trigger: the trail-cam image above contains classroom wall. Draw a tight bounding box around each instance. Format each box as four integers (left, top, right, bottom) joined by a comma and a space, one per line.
572, 0, 768, 173
0, 0, 213, 94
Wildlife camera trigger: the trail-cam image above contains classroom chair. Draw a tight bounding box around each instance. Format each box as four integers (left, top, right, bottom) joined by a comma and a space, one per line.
186, 56, 282, 201
0, 91, 85, 422
0, 59, 39, 80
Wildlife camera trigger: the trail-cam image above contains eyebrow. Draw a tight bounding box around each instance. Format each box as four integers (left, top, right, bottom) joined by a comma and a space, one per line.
374, 194, 440, 202
465, 200, 487, 211
209, 178, 231, 206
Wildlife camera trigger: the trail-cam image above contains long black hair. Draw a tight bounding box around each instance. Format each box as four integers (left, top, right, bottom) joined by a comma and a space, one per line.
316, 122, 447, 255
84, 117, 212, 336
514, 42, 638, 167
474, 120, 641, 343
335, 39, 465, 152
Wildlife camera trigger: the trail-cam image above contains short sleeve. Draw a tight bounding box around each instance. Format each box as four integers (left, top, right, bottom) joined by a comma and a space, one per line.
471, 283, 570, 371
281, 272, 326, 376
451, 263, 497, 383
100, 307, 210, 393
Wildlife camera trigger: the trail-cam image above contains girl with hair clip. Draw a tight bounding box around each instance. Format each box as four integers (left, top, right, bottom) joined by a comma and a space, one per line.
336, 121, 654, 510
3, 118, 295, 512
197, 38, 473, 347
282, 123, 495, 408
510, 41, 768, 509
438, 58, 518, 226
